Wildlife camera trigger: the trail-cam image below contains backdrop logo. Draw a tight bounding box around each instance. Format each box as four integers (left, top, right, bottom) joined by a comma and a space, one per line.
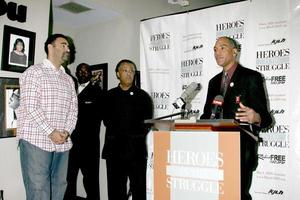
268, 189, 284, 195
271, 38, 286, 45
151, 91, 170, 110
256, 48, 290, 71
266, 124, 289, 134
258, 154, 286, 164
181, 58, 203, 79
264, 75, 286, 85
258, 38, 286, 47
149, 32, 170, 51
270, 109, 285, 115
259, 125, 290, 148
183, 44, 204, 53
216, 19, 245, 39
259, 140, 289, 148
192, 44, 203, 50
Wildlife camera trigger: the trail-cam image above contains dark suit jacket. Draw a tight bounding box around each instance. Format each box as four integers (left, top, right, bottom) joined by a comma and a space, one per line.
71, 82, 104, 155
201, 64, 272, 130
201, 64, 273, 169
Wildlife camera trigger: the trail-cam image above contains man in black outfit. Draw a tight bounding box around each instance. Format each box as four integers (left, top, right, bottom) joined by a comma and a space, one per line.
102, 59, 153, 200
64, 63, 104, 200
201, 36, 273, 200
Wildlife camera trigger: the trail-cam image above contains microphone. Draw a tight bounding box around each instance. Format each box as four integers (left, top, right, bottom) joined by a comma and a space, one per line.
173, 82, 201, 109
210, 95, 224, 119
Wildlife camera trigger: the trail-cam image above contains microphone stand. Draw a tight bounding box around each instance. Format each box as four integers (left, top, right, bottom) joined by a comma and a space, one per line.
144, 111, 186, 131
146, 102, 191, 122
149, 110, 186, 121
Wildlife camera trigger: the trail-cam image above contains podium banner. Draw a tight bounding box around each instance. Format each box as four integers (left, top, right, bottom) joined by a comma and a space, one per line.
147, 130, 240, 200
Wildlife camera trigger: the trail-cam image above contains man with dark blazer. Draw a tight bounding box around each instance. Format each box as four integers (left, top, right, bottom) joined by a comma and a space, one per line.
102, 59, 153, 200
64, 63, 104, 200
201, 37, 273, 200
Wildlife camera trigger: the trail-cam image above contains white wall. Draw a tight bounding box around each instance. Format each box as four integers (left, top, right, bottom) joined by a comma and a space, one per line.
0, 0, 51, 199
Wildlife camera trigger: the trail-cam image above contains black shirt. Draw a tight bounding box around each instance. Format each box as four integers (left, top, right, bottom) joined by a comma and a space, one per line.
102, 85, 153, 160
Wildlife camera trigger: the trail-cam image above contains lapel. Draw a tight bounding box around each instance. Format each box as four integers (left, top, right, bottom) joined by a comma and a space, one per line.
213, 72, 223, 96
78, 83, 92, 97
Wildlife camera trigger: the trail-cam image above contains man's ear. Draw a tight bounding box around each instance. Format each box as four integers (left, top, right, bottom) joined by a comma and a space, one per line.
233, 48, 238, 57
116, 72, 120, 79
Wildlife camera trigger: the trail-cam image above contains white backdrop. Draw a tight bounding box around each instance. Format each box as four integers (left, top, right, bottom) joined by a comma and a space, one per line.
140, 0, 300, 199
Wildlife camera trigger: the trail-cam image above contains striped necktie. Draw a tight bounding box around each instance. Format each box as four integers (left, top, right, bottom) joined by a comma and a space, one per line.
221, 72, 228, 96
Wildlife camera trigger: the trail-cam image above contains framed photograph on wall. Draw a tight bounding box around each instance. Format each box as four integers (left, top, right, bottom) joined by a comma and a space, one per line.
0, 77, 19, 138
1, 25, 36, 73
90, 63, 108, 91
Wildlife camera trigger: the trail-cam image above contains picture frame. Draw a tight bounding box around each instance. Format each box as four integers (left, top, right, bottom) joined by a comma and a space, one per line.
1, 25, 36, 72
0, 77, 19, 138
90, 63, 108, 91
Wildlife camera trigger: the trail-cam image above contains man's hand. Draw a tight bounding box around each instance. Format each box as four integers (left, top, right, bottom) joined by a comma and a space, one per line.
62, 130, 70, 141
49, 129, 70, 144
235, 102, 261, 126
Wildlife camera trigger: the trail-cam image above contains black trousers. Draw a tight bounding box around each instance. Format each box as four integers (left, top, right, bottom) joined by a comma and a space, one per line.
64, 145, 100, 200
240, 135, 258, 200
105, 158, 147, 200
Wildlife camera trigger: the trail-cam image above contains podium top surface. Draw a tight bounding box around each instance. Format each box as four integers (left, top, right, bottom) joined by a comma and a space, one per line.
145, 119, 240, 131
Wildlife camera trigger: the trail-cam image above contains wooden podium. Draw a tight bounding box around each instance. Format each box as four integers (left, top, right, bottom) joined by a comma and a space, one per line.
145, 119, 241, 200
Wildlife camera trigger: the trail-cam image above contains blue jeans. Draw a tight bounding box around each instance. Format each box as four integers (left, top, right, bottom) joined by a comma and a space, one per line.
19, 139, 69, 200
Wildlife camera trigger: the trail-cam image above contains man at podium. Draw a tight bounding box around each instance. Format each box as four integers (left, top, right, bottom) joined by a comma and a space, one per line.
201, 36, 273, 200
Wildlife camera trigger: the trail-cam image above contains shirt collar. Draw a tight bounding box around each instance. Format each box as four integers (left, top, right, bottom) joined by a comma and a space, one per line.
79, 81, 90, 87
118, 84, 136, 92
224, 62, 238, 80
43, 59, 66, 73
